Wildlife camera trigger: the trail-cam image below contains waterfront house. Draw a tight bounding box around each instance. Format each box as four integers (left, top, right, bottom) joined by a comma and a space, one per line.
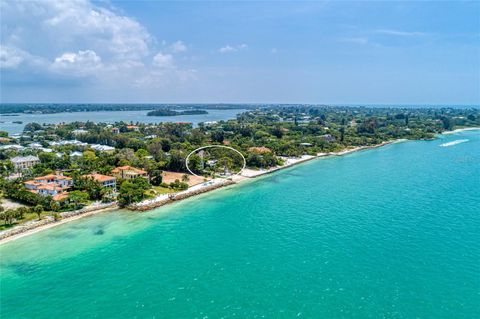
83, 173, 117, 189
11, 155, 40, 171
24, 173, 73, 200
111, 166, 148, 180
37, 184, 64, 197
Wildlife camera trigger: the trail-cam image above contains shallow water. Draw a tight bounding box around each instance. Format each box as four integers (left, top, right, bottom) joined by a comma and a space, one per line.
1, 130, 479, 318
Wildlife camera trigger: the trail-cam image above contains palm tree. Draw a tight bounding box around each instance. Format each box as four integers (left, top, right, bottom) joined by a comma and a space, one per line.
33, 204, 43, 220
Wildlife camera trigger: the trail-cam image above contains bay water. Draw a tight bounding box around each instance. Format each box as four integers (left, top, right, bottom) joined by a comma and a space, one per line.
1, 130, 479, 318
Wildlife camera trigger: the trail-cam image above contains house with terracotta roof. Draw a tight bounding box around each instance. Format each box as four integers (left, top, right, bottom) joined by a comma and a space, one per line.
24, 173, 73, 200
37, 184, 65, 197
83, 173, 117, 189
248, 146, 272, 154
32, 174, 73, 188
111, 166, 148, 180
126, 125, 140, 132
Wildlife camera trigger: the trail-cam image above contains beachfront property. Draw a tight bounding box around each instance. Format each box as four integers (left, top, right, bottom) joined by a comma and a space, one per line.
24, 173, 73, 201
83, 173, 117, 189
10, 155, 40, 171
111, 166, 148, 180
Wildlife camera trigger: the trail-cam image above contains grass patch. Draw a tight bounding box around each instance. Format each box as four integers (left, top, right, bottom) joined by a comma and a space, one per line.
0, 211, 52, 231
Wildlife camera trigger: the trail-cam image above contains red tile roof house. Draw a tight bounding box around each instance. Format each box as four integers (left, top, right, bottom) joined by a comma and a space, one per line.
24, 173, 73, 201
82, 173, 117, 189
111, 166, 148, 180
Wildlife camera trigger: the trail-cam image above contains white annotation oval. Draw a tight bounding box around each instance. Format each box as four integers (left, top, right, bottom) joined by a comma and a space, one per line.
185, 145, 246, 177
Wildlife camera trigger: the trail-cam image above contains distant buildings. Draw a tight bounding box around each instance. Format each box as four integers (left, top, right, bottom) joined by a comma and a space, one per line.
90, 144, 115, 152
126, 125, 140, 132
49, 140, 88, 147
0, 144, 25, 151
11, 155, 40, 171
83, 173, 117, 189
111, 166, 148, 180
72, 129, 88, 135
248, 146, 272, 154
70, 151, 83, 158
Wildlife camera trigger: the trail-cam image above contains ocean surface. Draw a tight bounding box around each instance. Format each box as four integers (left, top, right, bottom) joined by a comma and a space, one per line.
0, 109, 246, 134
1, 130, 479, 318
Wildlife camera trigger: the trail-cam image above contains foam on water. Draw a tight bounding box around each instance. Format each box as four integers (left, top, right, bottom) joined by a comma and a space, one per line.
440, 139, 469, 147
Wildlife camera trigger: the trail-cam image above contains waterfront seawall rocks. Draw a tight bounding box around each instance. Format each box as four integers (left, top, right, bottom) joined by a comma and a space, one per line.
130, 179, 236, 212
0, 203, 117, 241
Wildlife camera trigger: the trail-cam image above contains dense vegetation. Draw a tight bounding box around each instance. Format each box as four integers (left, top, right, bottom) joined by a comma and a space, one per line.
1, 106, 479, 218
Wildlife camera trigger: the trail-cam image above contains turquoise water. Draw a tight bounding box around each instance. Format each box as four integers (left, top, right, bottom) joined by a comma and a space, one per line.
1, 130, 479, 318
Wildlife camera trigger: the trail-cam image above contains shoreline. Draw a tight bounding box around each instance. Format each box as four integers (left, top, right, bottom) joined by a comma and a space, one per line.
0, 206, 118, 245
440, 127, 480, 135
1, 127, 478, 245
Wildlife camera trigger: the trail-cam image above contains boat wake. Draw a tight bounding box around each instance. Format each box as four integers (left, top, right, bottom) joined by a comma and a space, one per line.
440, 139, 469, 147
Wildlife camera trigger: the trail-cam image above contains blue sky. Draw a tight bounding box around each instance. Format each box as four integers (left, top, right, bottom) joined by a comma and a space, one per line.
1, 0, 479, 104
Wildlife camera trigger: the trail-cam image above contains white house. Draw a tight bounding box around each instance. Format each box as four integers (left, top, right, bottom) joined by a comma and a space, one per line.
11, 155, 40, 171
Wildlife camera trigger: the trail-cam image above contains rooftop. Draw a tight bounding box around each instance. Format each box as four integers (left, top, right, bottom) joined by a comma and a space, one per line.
11, 155, 40, 163
83, 173, 116, 182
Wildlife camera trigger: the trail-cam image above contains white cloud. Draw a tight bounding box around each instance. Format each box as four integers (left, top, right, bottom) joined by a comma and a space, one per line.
218, 44, 248, 54
0, 0, 195, 88
52, 50, 102, 75
375, 29, 426, 37
340, 37, 369, 45
169, 40, 187, 53
153, 52, 174, 68
219, 45, 236, 53
0, 46, 24, 69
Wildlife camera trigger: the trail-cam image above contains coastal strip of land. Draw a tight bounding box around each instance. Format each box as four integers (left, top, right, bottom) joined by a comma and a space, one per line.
0, 140, 401, 244
1, 127, 478, 245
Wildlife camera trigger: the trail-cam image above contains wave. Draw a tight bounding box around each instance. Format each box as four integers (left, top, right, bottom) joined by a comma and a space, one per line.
440, 139, 469, 147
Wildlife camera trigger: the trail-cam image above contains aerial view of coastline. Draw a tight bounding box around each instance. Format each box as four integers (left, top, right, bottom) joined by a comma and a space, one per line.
1, 1, 479, 318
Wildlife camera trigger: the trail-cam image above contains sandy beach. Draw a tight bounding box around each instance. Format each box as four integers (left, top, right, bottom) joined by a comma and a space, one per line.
441, 127, 480, 135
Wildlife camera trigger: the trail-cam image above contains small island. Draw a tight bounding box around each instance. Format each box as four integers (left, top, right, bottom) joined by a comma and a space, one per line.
147, 109, 208, 116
